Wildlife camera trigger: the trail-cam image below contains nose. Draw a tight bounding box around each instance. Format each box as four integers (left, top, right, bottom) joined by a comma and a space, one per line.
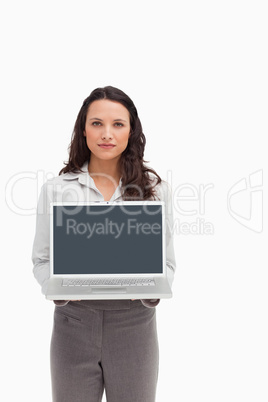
101, 125, 113, 140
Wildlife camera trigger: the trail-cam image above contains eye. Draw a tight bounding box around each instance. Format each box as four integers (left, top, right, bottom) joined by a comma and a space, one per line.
92, 121, 101, 126
114, 122, 123, 127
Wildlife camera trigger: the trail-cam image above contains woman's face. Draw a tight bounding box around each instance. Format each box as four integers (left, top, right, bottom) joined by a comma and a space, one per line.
84, 99, 131, 163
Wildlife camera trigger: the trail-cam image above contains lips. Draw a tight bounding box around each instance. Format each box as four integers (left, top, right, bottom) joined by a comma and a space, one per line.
98, 144, 116, 149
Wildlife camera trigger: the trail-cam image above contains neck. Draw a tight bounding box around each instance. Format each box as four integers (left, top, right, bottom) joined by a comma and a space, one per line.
88, 156, 121, 185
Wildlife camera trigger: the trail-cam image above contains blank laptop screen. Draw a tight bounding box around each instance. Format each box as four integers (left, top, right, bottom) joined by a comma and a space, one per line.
52, 204, 163, 275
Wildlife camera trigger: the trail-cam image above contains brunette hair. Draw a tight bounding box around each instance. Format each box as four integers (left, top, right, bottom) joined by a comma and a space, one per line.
59, 86, 161, 200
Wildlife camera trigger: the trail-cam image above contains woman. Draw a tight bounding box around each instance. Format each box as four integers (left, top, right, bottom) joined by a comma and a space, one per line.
32, 86, 176, 402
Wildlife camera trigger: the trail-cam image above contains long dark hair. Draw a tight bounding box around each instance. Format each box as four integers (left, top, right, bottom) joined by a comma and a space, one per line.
59, 86, 161, 200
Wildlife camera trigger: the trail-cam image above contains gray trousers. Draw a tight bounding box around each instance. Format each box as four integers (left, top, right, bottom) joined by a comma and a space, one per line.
50, 299, 159, 402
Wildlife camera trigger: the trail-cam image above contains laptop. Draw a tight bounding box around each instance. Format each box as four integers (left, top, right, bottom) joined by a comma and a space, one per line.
46, 201, 172, 301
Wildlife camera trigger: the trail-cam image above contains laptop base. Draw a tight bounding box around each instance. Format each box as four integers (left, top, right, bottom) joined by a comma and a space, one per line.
46, 277, 172, 300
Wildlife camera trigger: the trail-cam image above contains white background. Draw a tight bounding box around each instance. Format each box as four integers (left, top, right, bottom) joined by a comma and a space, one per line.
1, 1, 267, 401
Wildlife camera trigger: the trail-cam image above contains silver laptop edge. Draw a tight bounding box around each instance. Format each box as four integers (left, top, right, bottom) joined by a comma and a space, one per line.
47, 201, 170, 300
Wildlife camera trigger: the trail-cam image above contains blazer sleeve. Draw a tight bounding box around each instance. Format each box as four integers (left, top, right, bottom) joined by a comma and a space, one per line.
162, 180, 176, 288
32, 182, 51, 295
141, 180, 177, 308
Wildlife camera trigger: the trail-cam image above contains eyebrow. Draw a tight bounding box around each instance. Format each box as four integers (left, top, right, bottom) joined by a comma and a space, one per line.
89, 118, 128, 123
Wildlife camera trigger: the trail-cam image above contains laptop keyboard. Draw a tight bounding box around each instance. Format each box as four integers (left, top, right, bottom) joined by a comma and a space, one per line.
62, 278, 156, 287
